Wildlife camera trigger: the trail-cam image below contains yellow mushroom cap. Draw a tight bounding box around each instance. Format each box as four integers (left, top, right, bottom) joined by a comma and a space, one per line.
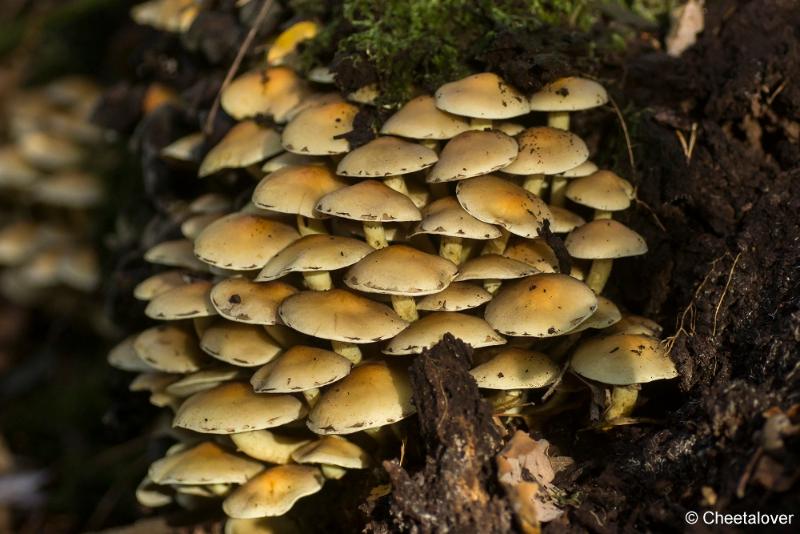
316, 180, 422, 222
165, 367, 245, 398
173, 382, 306, 434
223, 464, 324, 519
230, 430, 312, 465
136, 475, 173, 508
181, 213, 222, 240
282, 102, 358, 155
200, 321, 282, 367
344, 245, 458, 296
409, 196, 501, 240
416, 282, 492, 312
307, 361, 415, 434
529, 77, 608, 112
495, 121, 524, 136
456, 175, 552, 238
558, 159, 598, 178
198, 121, 283, 177
251, 345, 352, 393
261, 152, 323, 173
130, 0, 200, 33
564, 220, 648, 259
133, 324, 207, 373
194, 213, 299, 270
291, 435, 370, 469
435, 72, 529, 119
252, 165, 347, 218
454, 254, 539, 282
336, 136, 438, 178
485, 274, 597, 337
564, 170, 635, 211
144, 280, 216, 320
567, 296, 621, 333
503, 238, 558, 273
267, 21, 319, 66
383, 312, 506, 355
279, 289, 408, 343
221, 68, 309, 122
148, 442, 262, 485
547, 206, 585, 233
380, 95, 469, 139
257, 235, 373, 282
161, 132, 204, 163
504, 127, 589, 175
607, 314, 663, 337
470, 348, 559, 389
210, 278, 297, 325
108, 335, 154, 372
571, 333, 677, 385
427, 130, 518, 183
144, 239, 208, 271
189, 192, 232, 214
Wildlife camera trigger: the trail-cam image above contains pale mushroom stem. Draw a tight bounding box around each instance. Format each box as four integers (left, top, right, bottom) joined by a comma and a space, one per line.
330, 340, 362, 364
439, 236, 463, 265
523, 173, 546, 197
481, 228, 510, 255
594, 209, 612, 220
460, 240, 476, 263
469, 118, 492, 131
490, 389, 525, 412
296, 215, 327, 236
391, 295, 419, 322
362, 221, 388, 249
302, 271, 333, 291
383, 176, 409, 196
320, 465, 347, 480
302, 388, 320, 407
586, 258, 613, 294
604, 384, 640, 422
550, 176, 569, 207
483, 279, 502, 294
548, 111, 570, 131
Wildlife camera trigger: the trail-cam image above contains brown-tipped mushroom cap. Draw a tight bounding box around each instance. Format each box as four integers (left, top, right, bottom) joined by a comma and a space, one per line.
567, 296, 621, 333
409, 196, 500, 240
282, 102, 358, 155
547, 206, 585, 233
456, 175, 552, 238
257, 235, 373, 282
200, 321, 282, 367
564, 170, 634, 211
383, 312, 505, 355
315, 180, 421, 222
279, 289, 408, 343
564, 220, 647, 259
529, 77, 608, 112
503, 127, 589, 175
194, 213, 299, 270
503, 238, 558, 273
222, 465, 324, 518
251, 345, 352, 392
252, 165, 347, 218
485, 274, 597, 337
144, 239, 208, 271
231, 430, 311, 465
198, 121, 282, 177
558, 159, 598, 178
344, 245, 457, 296
607, 315, 663, 337
261, 152, 323, 173
416, 282, 492, 312
148, 442, 262, 485
336, 137, 437, 177
380, 95, 470, 139
221, 68, 308, 122
454, 254, 539, 282
470, 348, 559, 389
571, 334, 677, 385
161, 132, 204, 163
134, 324, 207, 373
307, 361, 415, 434
427, 130, 518, 183
210, 278, 297, 325
108, 335, 154, 372
435, 73, 529, 119
144, 281, 216, 320
174, 382, 305, 434
181, 213, 222, 240
166, 367, 245, 398
291, 435, 370, 469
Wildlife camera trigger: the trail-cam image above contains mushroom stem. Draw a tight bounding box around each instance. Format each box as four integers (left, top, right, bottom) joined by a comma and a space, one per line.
302, 271, 333, 291
523, 173, 546, 196
390, 295, 419, 322
439, 236, 463, 265
604, 384, 640, 422
481, 228, 510, 255
362, 221, 388, 249
550, 176, 569, 207
320, 464, 347, 480
483, 279, 502, 294
330, 341, 362, 365
383, 175, 409, 196
296, 215, 327, 236
586, 258, 613, 294
594, 210, 612, 220
469, 118, 492, 131
302, 388, 320, 407
490, 389, 525, 412
548, 111, 570, 131
460, 240, 476, 263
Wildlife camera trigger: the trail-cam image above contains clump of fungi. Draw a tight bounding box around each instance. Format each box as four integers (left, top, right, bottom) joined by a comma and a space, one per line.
109, 5, 678, 529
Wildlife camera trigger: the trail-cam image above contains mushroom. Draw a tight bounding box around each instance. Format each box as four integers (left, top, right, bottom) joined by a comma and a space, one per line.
165, 367, 245, 398
199, 321, 283, 367
291, 435, 370, 479
107, 335, 154, 372
230, 430, 312, 465
31, 171, 102, 209
144, 239, 208, 271
528, 76, 608, 131
209, 277, 297, 325
380, 95, 470, 140
222, 465, 325, 518
564, 170, 635, 219
427, 130, 519, 183
221, 67, 309, 123
160, 132, 204, 164
144, 281, 216, 320
454, 254, 539, 294
134, 271, 192, 302
133, 324, 207, 373
383, 312, 505, 355
434, 72, 529, 130
282, 102, 358, 155
470, 347, 560, 411
262, 152, 324, 173
267, 21, 319, 67
148, 441, 262, 486
198, 121, 283, 178
416, 282, 493, 312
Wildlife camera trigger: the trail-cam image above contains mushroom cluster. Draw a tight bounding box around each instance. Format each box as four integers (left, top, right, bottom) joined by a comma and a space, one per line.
110, 11, 678, 529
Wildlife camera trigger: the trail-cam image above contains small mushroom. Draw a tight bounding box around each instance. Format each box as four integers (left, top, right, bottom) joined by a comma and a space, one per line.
198, 121, 283, 177
148, 441, 262, 486
383, 312, 505, 355
565, 170, 635, 219
282, 102, 358, 155
221, 68, 309, 122
416, 282, 493, 312
380, 95, 470, 140
222, 465, 325, 518
435, 72, 529, 130
529, 76, 608, 130
200, 321, 282, 367
209, 277, 297, 325
230, 430, 312, 464
144, 281, 216, 320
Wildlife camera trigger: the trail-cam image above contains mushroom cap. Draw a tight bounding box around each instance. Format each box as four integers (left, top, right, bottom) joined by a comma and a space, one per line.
435, 73, 529, 119
607, 314, 663, 337
133, 324, 207, 373
18, 131, 82, 171
383, 312, 506, 355
495, 122, 525, 136
0, 145, 40, 187
558, 159, 598, 178
210, 278, 297, 325
267, 21, 319, 66
279, 289, 408, 343
200, 321, 282, 367
224, 517, 302, 534
564, 170, 634, 211
564, 219, 647, 259
257, 235, 373, 282
261, 152, 323, 173
336, 136, 438, 178
161, 132, 204, 163
344, 245, 458, 296
174, 382, 306, 434
222, 465, 324, 519
129, 372, 178, 394
108, 335, 154, 372
529, 77, 608, 112
504, 127, 589, 175
307, 361, 415, 434
380, 95, 470, 139
148, 442, 263, 486
470, 348, 559, 389
485, 274, 598, 337
567, 296, 621, 333
315, 180, 421, 222
547, 206, 585, 233
181, 213, 222, 240
251, 345, 352, 393
454, 254, 539, 282
252, 165, 347, 218
31, 171, 102, 208
136, 475, 172, 508
571, 333, 677, 385
282, 102, 358, 155
416, 282, 492, 312
144, 281, 216, 320
199, 121, 283, 177
188, 193, 232, 214
145, 239, 207, 271
231, 430, 312, 465
131, 0, 199, 33
409, 196, 501, 240
427, 130, 518, 183
0, 221, 48, 266
503, 238, 558, 273
291, 435, 370, 469
285, 92, 345, 122
456, 175, 552, 238
194, 213, 299, 270
166, 367, 245, 398
221, 68, 308, 122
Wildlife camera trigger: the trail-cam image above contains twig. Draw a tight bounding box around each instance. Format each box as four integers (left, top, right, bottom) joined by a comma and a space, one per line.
712, 252, 742, 336
203, 0, 276, 135
766, 79, 787, 106
542, 357, 571, 401
608, 95, 635, 173
634, 197, 667, 232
